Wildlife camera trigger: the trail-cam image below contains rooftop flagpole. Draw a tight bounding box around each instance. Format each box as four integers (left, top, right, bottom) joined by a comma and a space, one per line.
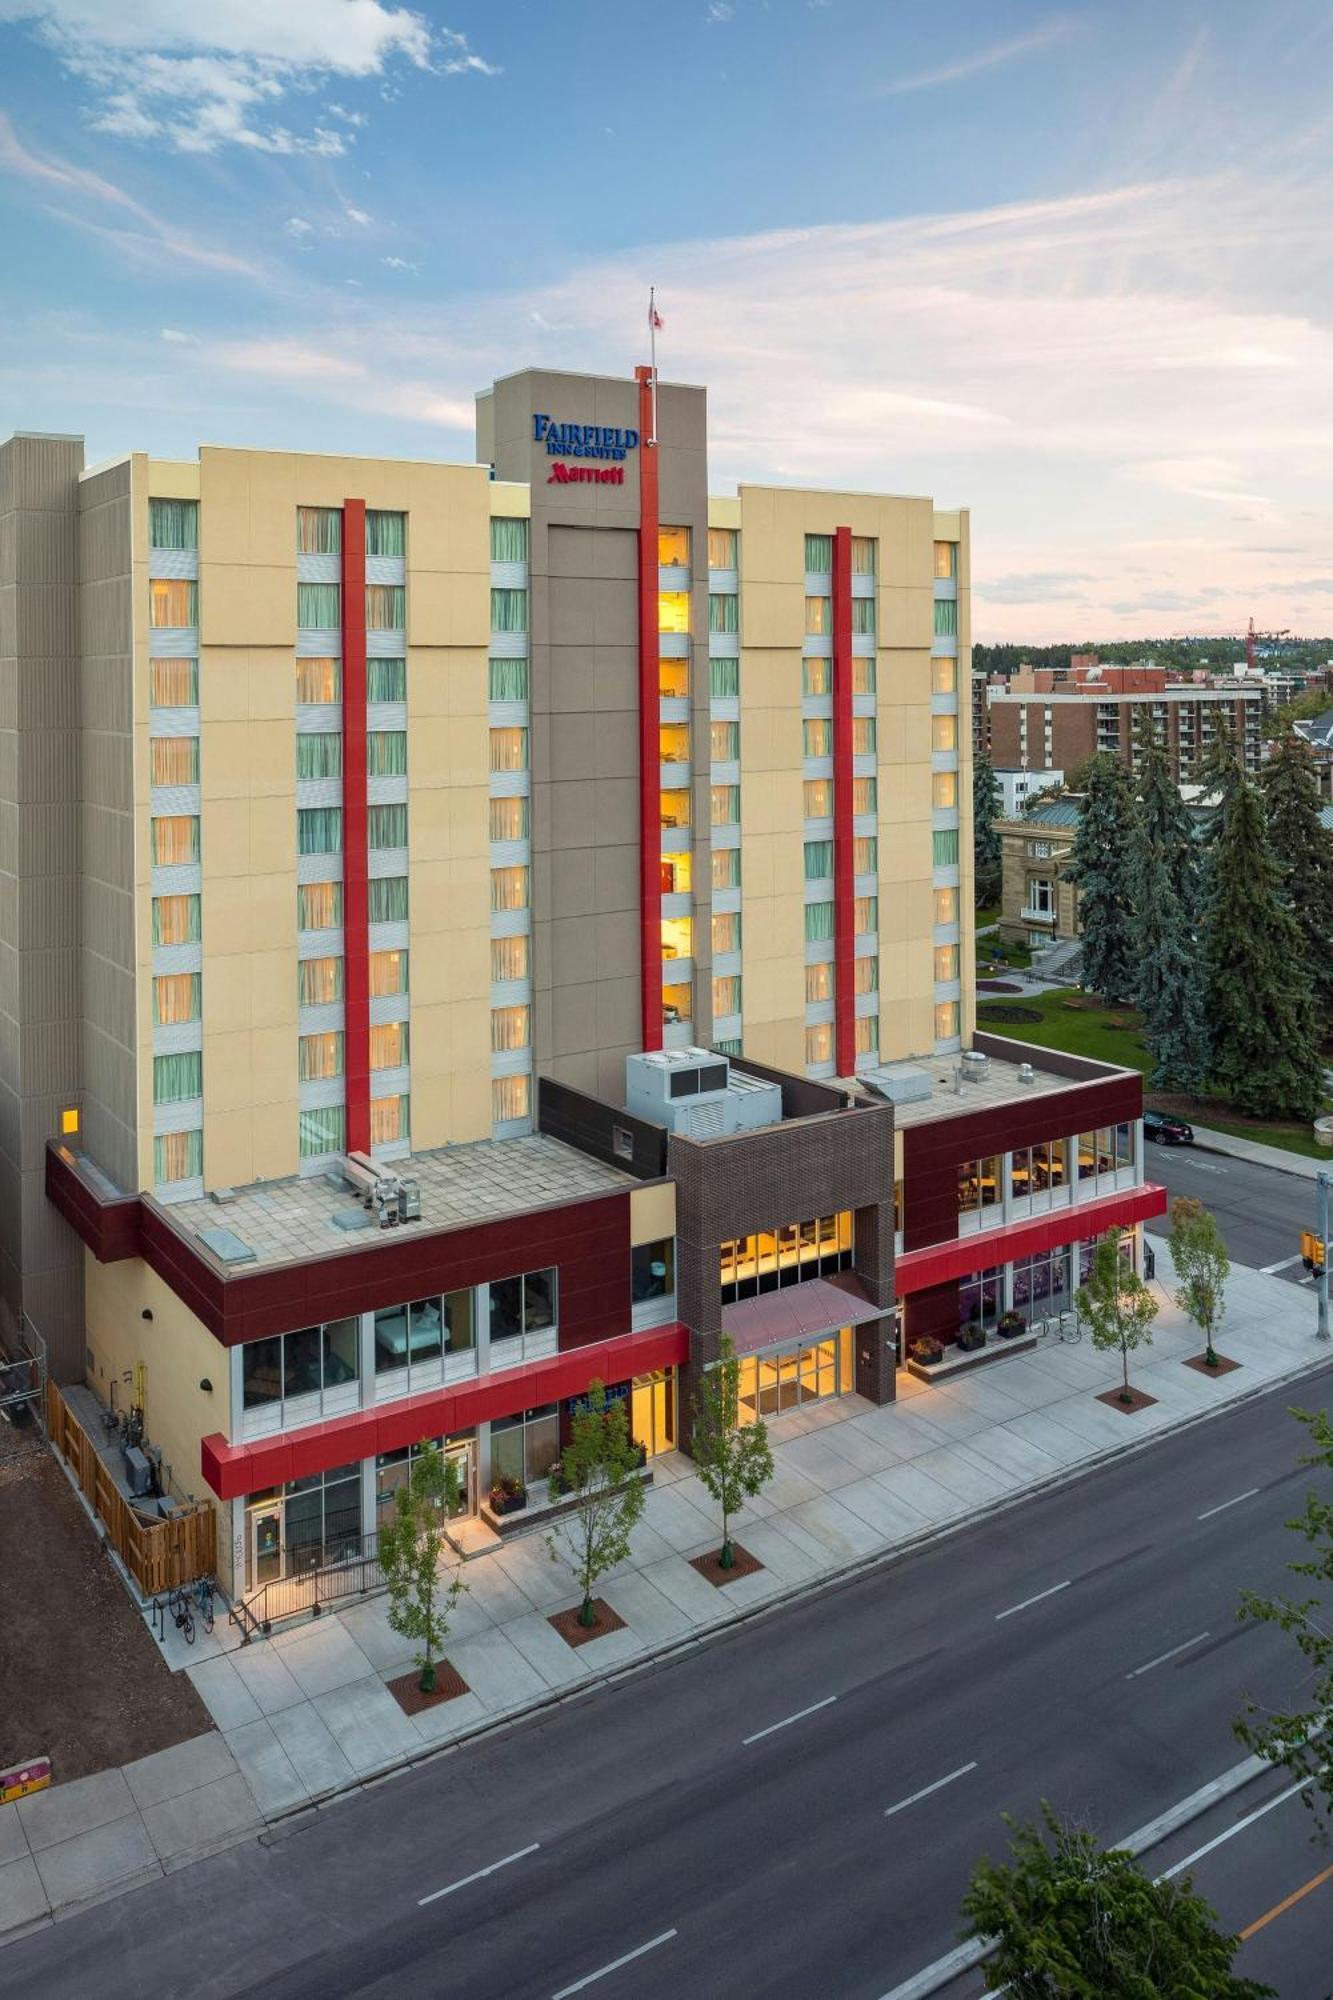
648, 287, 660, 445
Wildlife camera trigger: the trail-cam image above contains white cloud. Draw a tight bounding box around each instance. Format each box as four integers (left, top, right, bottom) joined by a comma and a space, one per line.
705, 3, 734, 22
160, 326, 191, 342
381, 255, 419, 272
344, 205, 372, 226
876, 16, 1078, 96
286, 215, 313, 238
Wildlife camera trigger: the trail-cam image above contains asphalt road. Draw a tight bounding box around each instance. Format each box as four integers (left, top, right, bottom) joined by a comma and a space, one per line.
1145, 1138, 1325, 1283
4, 1364, 1331, 2000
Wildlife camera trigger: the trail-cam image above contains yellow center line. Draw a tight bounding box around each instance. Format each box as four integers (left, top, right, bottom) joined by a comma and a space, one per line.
1240, 1861, 1333, 1940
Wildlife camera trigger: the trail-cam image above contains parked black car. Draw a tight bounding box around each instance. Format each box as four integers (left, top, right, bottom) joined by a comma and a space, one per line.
1144, 1109, 1194, 1145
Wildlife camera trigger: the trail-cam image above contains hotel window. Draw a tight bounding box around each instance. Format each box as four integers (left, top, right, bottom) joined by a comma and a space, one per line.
150, 738, 198, 787
932, 657, 957, 695
712, 910, 740, 954
297, 582, 340, 627
804, 779, 833, 819
299, 1031, 344, 1082
710, 719, 739, 762
298, 807, 342, 856
663, 981, 692, 1026
713, 975, 741, 1017
661, 788, 692, 830
370, 876, 409, 923
802, 658, 831, 696
152, 894, 200, 945
852, 658, 877, 695
370, 1021, 409, 1070
852, 715, 877, 755
489, 1266, 556, 1351
150, 579, 197, 628
151, 815, 199, 866
958, 1157, 1002, 1216
851, 537, 877, 575
490, 796, 529, 841
933, 829, 960, 866
661, 915, 692, 961
804, 840, 833, 880
659, 591, 691, 635
854, 834, 877, 874
805, 901, 834, 942
805, 534, 832, 573
297, 507, 341, 555
932, 714, 958, 752
709, 658, 738, 698
153, 972, 200, 1025
709, 593, 739, 634
296, 733, 343, 781
370, 948, 408, 997
934, 599, 958, 638
491, 865, 529, 913
804, 596, 831, 636
299, 957, 343, 1006
708, 527, 737, 569
659, 722, 690, 765
492, 934, 529, 982
935, 1000, 961, 1040
491, 516, 528, 562
855, 1015, 877, 1056
300, 1104, 345, 1158
662, 851, 692, 894
806, 962, 833, 1003
853, 776, 877, 814
149, 498, 198, 550
153, 1052, 201, 1104
150, 659, 197, 707
491, 588, 528, 633
934, 771, 958, 809
805, 1023, 833, 1065
488, 657, 528, 703
299, 881, 343, 930
712, 847, 740, 890
368, 803, 407, 850
371, 1095, 410, 1146
296, 657, 340, 705
368, 657, 407, 702
155, 1129, 202, 1184
854, 896, 878, 934
366, 584, 405, 630
491, 1006, 530, 1053
658, 659, 689, 701
934, 886, 958, 925
851, 599, 876, 636
934, 943, 960, 982
934, 540, 957, 580
804, 719, 832, 758
855, 956, 879, 994
366, 510, 405, 558
368, 731, 407, 777
659, 525, 690, 567
711, 785, 740, 826
492, 1074, 530, 1123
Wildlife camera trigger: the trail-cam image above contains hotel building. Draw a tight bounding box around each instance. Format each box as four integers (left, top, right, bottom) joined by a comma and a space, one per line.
1, 368, 1160, 1604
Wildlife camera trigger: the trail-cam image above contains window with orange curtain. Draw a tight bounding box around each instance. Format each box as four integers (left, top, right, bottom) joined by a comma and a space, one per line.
489, 797, 528, 841
492, 1074, 530, 1122
299, 1032, 344, 1082
149, 580, 197, 628
805, 1024, 833, 1065
708, 527, 737, 570
490, 1006, 530, 1053
151, 738, 199, 787
370, 1021, 408, 1070
153, 973, 200, 1025
804, 596, 830, 636
855, 1015, 877, 1055
852, 776, 877, 814
804, 779, 832, 819
152, 895, 199, 945
151, 817, 199, 866
155, 1129, 202, 1184
491, 935, 529, 982
490, 866, 528, 914
371, 1095, 410, 1145
296, 658, 340, 704
298, 881, 343, 930
370, 949, 407, 996
489, 728, 528, 773
852, 716, 877, 755
365, 584, 405, 630
151, 659, 197, 707
298, 957, 343, 1006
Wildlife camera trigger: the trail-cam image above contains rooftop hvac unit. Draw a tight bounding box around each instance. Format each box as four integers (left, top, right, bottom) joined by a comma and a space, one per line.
959, 1051, 990, 1085
343, 1150, 415, 1229
624, 1048, 782, 1137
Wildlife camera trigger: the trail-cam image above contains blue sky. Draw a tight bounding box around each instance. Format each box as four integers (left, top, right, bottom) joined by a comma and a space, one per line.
2, 0, 1331, 641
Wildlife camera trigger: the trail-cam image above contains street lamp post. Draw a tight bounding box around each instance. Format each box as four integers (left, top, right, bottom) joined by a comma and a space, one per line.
1318, 1170, 1331, 1343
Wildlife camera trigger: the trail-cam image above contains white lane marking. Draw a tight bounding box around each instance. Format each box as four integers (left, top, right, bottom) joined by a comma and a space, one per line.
885, 1762, 978, 1818
1174, 1158, 1222, 1173
1158, 1772, 1321, 1881
742, 1694, 837, 1745
1198, 1488, 1260, 1521
1261, 1254, 1304, 1275
1127, 1632, 1210, 1678
996, 1579, 1070, 1621
418, 1843, 540, 1905
551, 1931, 678, 1998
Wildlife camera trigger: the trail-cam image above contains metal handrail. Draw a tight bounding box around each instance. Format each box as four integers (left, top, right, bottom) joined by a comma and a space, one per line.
231, 1531, 386, 1642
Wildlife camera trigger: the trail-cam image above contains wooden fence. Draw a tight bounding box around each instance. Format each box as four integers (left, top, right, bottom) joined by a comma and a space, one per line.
45, 1382, 216, 1597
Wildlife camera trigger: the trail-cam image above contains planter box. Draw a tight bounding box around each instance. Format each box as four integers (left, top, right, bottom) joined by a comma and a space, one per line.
907, 1330, 1039, 1383
481, 1463, 654, 1542
487, 1491, 528, 1517
957, 1326, 986, 1353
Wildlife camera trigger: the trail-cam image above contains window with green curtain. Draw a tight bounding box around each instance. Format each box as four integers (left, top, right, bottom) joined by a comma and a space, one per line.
298, 807, 343, 855
804, 841, 833, 880
155, 1129, 202, 1184
153, 1051, 202, 1104
298, 582, 341, 627
366, 584, 405, 630
296, 733, 343, 780
153, 972, 200, 1024
488, 656, 528, 704
299, 1105, 345, 1158
491, 588, 528, 633
297, 507, 341, 555
298, 881, 343, 929
152, 893, 200, 944
300, 1032, 344, 1082
801, 659, 831, 697
853, 776, 877, 814
933, 828, 960, 866
854, 896, 879, 934
365, 511, 405, 557
368, 803, 407, 850
490, 517, 529, 563
370, 875, 409, 923
855, 835, 878, 875
149, 499, 198, 550
853, 716, 877, 755
709, 593, 739, 634
710, 786, 739, 826
368, 732, 407, 777
709, 658, 739, 699
852, 658, 877, 695
805, 534, 832, 573
803, 719, 832, 758
710, 721, 739, 762
934, 598, 958, 638
712, 847, 740, 889
851, 598, 876, 635
367, 657, 406, 702
299, 956, 343, 1006
715, 1037, 742, 1057
805, 902, 835, 942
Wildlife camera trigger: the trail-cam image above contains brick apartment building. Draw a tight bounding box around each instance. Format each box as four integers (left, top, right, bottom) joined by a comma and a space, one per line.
988, 659, 1262, 784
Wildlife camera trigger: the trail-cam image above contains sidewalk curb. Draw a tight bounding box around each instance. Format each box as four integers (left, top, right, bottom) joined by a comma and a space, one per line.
1189, 1129, 1324, 1182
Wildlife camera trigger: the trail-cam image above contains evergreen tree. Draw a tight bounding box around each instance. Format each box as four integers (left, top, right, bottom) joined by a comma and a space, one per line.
1258, 732, 1333, 1020
1130, 727, 1208, 1092
1068, 753, 1137, 1004
973, 749, 1002, 907
1205, 776, 1326, 1121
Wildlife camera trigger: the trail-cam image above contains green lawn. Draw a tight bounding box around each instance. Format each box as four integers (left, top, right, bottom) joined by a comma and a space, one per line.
975, 903, 1001, 931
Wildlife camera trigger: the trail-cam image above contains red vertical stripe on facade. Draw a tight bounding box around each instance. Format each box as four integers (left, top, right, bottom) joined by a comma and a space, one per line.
341, 498, 370, 1154
636, 365, 663, 1054
832, 524, 856, 1076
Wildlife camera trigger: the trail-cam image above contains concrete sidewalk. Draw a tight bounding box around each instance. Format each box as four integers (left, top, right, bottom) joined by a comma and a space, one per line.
1189, 1124, 1328, 1181
5, 1244, 1330, 1942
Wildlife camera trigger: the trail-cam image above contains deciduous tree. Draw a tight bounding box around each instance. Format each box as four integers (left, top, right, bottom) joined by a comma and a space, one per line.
1080, 1231, 1158, 1403
546, 1380, 646, 1627
1167, 1196, 1230, 1368
378, 1443, 465, 1694
1068, 754, 1137, 1004
691, 1334, 775, 1569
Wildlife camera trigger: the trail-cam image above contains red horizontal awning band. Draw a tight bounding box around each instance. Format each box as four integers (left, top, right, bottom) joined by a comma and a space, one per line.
894, 1183, 1167, 1297
200, 1323, 689, 1501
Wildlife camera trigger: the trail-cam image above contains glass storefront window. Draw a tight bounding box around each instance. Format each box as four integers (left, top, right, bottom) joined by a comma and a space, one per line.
959, 1267, 1002, 1331
491, 1406, 560, 1490
733, 1330, 852, 1422
1012, 1247, 1069, 1321
376, 1434, 474, 1525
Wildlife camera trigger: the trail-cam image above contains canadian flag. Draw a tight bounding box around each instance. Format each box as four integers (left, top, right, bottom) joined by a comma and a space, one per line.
650, 303, 664, 330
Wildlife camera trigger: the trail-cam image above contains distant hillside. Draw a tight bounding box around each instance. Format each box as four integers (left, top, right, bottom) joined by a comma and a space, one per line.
973, 638, 1333, 677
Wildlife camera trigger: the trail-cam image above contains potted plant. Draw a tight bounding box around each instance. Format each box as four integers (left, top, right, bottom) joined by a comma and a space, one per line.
546, 1459, 571, 1498
488, 1474, 528, 1516
910, 1336, 945, 1366
957, 1320, 986, 1353
996, 1309, 1027, 1339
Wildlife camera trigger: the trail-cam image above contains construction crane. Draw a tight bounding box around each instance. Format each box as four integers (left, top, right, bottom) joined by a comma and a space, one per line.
1246, 617, 1291, 674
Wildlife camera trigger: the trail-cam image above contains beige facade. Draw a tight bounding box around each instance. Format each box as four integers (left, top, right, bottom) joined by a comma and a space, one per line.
997, 809, 1079, 947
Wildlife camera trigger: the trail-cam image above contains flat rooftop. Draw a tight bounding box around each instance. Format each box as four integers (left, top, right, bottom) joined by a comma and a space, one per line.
163, 1132, 635, 1272
860, 1050, 1081, 1130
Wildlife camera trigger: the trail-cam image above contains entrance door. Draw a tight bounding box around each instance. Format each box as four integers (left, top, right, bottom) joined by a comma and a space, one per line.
446, 1440, 477, 1516
250, 1500, 284, 1588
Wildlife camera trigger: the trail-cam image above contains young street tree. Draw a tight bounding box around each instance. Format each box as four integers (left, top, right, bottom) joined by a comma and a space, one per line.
1258, 731, 1333, 1022
377, 1443, 465, 1694
1205, 775, 1326, 1121
961, 1804, 1274, 1998
691, 1333, 775, 1569
1081, 1231, 1158, 1404
1068, 752, 1137, 1004
973, 748, 1002, 908
546, 1379, 645, 1628
1168, 1195, 1230, 1368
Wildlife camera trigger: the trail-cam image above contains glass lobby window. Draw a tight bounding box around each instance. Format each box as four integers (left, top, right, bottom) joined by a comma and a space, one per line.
155, 1129, 202, 1184
366, 584, 405, 630
959, 1266, 1001, 1331
804, 596, 831, 636
934, 771, 958, 810
934, 540, 957, 580
852, 658, 877, 695
299, 881, 343, 930
712, 847, 740, 890
854, 835, 878, 874
661, 851, 692, 894
370, 948, 407, 996
851, 537, 876, 574
489, 727, 528, 774
491, 1005, 530, 1053
802, 658, 831, 696
709, 657, 738, 699
369, 657, 407, 703
661, 915, 692, 962
661, 658, 690, 699
488, 656, 528, 703
297, 507, 341, 555
852, 716, 876, 755
150, 579, 197, 628
805, 534, 832, 572
153, 973, 200, 1025
298, 807, 342, 856
296, 657, 340, 705
933, 714, 958, 752
296, 734, 343, 781
806, 1023, 833, 1066
150, 738, 198, 787
806, 962, 833, 1004
709, 593, 739, 634
490, 796, 529, 842
935, 886, 958, 925
713, 975, 740, 1017
804, 719, 832, 758
152, 894, 200, 945
371, 1093, 410, 1147
805, 839, 833, 880
150, 659, 197, 707
368, 803, 407, 851
660, 788, 691, 830
933, 829, 960, 866
720, 1214, 852, 1302
149, 498, 198, 550
712, 910, 740, 954
708, 527, 737, 569
299, 956, 343, 1006
491, 588, 528, 633
299, 1031, 344, 1082
805, 901, 834, 943
491, 935, 529, 982
659, 525, 690, 567
659, 722, 690, 765
490, 516, 528, 562
153, 1051, 201, 1104
370, 1021, 408, 1070
658, 591, 690, 635
489, 1267, 557, 1350
958, 1157, 1002, 1215
851, 599, 876, 636
853, 776, 877, 815
710, 785, 739, 826
804, 779, 833, 819
492, 1073, 530, 1122
935, 1000, 961, 1039
633, 1239, 675, 1304
299, 1104, 345, 1158
710, 719, 739, 762
932, 657, 957, 695
934, 598, 959, 639
297, 582, 340, 627
366, 510, 405, 557
855, 956, 879, 994
663, 981, 692, 1026
151, 815, 199, 866
854, 895, 878, 934
934, 943, 959, 982
491, 866, 528, 914
368, 731, 408, 777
